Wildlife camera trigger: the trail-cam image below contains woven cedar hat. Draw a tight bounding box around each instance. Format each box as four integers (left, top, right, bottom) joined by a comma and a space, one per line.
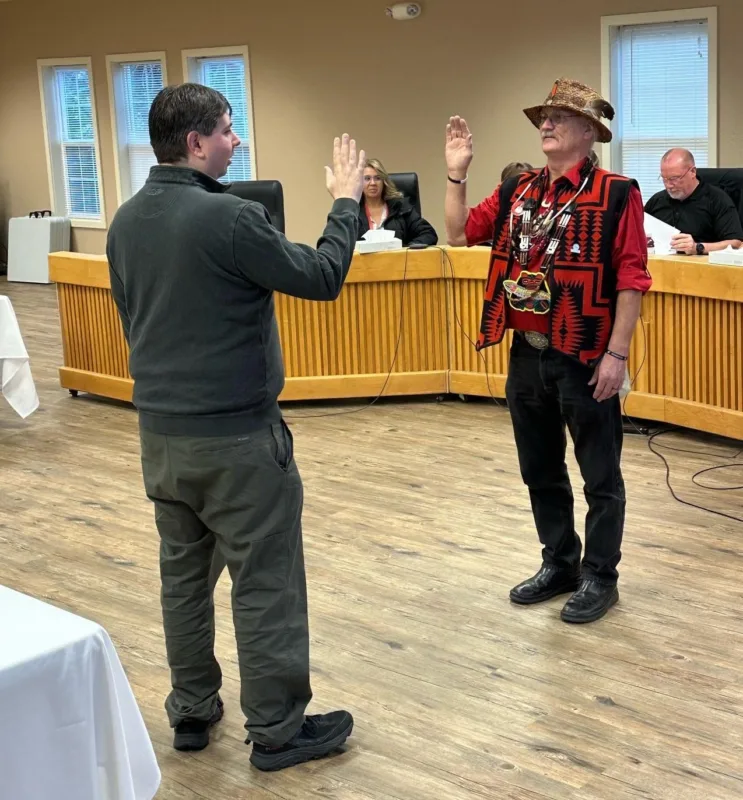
523, 78, 615, 143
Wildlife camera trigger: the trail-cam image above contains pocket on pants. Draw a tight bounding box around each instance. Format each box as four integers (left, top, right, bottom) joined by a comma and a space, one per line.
269, 420, 294, 473
243, 529, 291, 592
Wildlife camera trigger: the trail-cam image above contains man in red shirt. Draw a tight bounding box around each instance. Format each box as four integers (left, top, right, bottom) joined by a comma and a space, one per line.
445, 79, 651, 623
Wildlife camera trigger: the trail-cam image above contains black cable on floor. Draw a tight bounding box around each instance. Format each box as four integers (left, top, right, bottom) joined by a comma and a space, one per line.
589, 300, 741, 523
691, 458, 743, 492
284, 244, 743, 523
647, 430, 743, 523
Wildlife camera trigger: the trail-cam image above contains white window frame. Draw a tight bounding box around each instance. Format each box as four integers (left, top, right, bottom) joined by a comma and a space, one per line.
599, 7, 718, 172
106, 51, 168, 207
181, 45, 257, 179
37, 56, 107, 229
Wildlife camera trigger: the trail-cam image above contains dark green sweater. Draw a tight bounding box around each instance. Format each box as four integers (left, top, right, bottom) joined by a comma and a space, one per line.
106, 166, 359, 436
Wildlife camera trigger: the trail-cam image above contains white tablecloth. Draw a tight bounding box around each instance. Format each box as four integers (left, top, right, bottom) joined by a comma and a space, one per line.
0, 295, 39, 418
0, 586, 161, 800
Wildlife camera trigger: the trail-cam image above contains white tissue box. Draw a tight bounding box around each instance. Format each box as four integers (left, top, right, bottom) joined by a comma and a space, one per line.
356, 238, 403, 254
708, 249, 743, 266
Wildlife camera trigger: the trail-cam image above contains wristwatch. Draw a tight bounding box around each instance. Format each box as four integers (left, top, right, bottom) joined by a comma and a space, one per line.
695, 242, 706, 255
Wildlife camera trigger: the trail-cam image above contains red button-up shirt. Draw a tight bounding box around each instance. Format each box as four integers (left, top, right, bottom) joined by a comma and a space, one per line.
465, 161, 651, 334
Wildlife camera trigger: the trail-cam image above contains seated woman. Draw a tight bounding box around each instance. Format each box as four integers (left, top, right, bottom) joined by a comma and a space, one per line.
358, 158, 438, 246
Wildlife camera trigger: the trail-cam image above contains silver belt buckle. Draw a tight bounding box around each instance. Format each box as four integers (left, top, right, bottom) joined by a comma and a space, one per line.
524, 331, 549, 350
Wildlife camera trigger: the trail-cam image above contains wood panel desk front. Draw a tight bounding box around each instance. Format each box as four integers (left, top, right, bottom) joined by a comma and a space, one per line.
48, 249, 743, 441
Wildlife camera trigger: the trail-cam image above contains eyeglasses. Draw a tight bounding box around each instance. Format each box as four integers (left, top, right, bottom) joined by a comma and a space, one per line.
659, 165, 694, 185
538, 110, 579, 126
363, 175, 382, 183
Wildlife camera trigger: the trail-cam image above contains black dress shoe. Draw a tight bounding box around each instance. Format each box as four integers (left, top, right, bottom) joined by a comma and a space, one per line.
561, 579, 619, 623
173, 695, 224, 751
249, 710, 353, 772
509, 565, 581, 605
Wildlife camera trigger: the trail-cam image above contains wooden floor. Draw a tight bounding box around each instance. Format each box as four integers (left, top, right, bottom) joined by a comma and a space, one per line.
2, 278, 743, 800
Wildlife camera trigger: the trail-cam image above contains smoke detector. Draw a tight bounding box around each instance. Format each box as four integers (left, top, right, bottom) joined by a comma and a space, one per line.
386, 3, 422, 21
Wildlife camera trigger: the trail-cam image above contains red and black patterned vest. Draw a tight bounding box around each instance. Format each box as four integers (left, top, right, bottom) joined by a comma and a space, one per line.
476, 167, 636, 366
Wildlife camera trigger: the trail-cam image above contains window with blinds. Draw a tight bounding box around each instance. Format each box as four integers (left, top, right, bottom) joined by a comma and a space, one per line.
183, 47, 255, 182
38, 59, 105, 225
608, 17, 711, 203
108, 55, 166, 202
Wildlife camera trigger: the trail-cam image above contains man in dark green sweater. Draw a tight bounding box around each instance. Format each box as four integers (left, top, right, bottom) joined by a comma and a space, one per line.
107, 83, 364, 772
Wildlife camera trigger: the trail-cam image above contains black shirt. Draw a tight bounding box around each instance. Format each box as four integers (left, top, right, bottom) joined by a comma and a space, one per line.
644, 181, 743, 244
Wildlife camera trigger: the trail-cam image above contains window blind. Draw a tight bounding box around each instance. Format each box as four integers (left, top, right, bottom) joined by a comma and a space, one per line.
55, 67, 101, 217
612, 19, 709, 202
118, 61, 164, 197
197, 56, 253, 182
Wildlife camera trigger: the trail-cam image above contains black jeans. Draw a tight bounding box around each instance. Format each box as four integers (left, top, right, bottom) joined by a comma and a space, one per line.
505, 336, 626, 583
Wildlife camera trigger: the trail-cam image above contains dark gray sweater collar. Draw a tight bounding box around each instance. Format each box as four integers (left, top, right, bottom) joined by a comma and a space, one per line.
146, 165, 227, 193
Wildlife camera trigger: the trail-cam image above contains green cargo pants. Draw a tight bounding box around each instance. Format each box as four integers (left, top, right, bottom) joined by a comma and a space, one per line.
139, 420, 311, 746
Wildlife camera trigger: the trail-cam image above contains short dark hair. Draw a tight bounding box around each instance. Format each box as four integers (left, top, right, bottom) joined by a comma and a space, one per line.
501, 161, 533, 182
149, 83, 232, 164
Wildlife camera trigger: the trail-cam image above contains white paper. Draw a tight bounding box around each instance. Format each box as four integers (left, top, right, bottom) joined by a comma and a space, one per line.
619, 365, 632, 400
644, 212, 679, 256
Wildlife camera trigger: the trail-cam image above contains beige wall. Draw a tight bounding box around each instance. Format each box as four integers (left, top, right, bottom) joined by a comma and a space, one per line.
1, 0, 742, 255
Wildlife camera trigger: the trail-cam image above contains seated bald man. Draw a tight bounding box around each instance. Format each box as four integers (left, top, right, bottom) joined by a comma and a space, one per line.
644, 148, 743, 255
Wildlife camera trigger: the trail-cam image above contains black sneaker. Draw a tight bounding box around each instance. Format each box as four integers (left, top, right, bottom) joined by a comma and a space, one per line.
173, 695, 224, 752
249, 710, 353, 772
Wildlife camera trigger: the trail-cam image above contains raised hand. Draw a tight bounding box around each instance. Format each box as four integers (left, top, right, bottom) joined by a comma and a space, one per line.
446, 116, 473, 178
325, 134, 366, 203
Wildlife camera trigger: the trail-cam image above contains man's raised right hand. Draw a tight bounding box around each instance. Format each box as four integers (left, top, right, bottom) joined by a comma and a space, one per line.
325, 134, 366, 203
446, 116, 473, 179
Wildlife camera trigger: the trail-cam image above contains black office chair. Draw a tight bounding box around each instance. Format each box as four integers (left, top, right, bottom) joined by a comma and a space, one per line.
696, 168, 743, 227
225, 180, 285, 233
389, 172, 421, 215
